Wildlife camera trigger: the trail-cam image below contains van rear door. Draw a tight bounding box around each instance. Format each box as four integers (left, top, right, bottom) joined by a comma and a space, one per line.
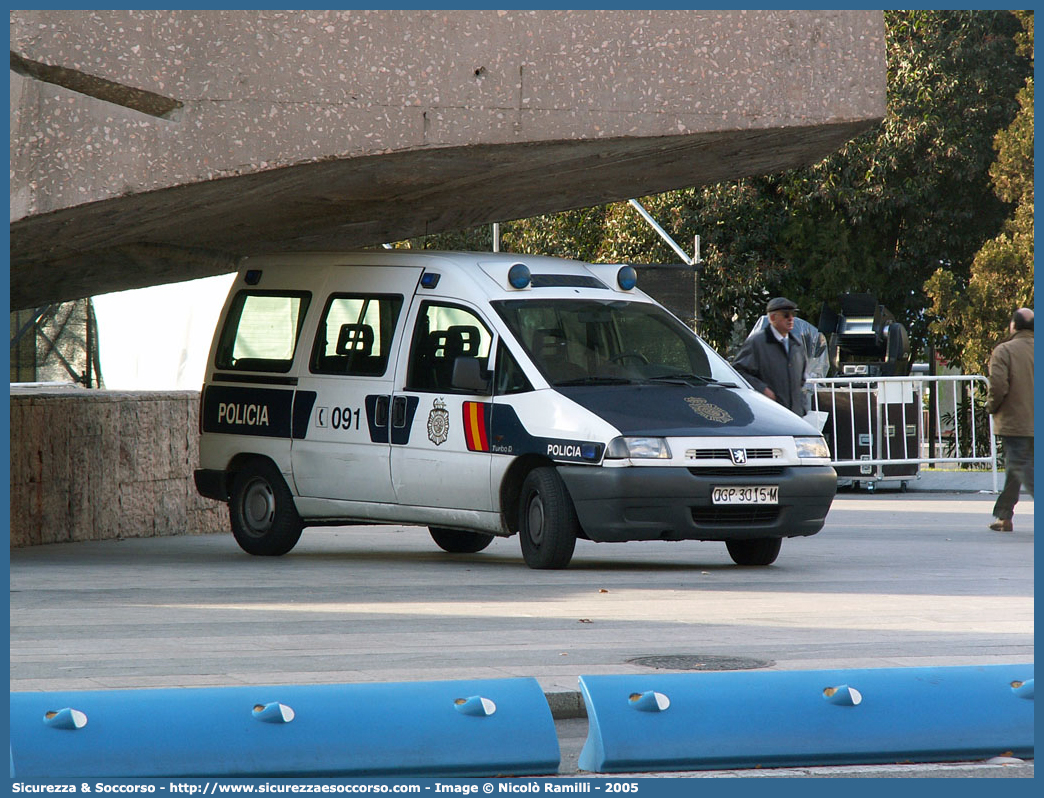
290, 266, 420, 503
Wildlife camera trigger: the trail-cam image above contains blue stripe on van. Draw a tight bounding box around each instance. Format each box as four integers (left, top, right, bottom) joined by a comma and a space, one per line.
364, 395, 420, 445
489, 404, 604, 463
201, 385, 295, 438
291, 391, 317, 439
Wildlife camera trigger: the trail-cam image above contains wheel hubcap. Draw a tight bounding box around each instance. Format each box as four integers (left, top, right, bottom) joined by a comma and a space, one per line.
243, 478, 275, 535
526, 494, 545, 546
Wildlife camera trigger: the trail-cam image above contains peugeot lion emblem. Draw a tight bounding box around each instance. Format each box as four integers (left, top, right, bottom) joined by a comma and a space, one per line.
729, 448, 747, 465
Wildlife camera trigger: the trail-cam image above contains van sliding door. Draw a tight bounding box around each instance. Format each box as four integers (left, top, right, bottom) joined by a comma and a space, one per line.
290, 266, 421, 503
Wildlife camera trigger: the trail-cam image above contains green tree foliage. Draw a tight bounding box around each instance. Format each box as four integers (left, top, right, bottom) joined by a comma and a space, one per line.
399, 11, 1031, 367
925, 11, 1034, 374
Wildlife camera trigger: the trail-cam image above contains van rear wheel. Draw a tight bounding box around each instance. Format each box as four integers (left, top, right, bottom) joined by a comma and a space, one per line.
726, 537, 781, 566
229, 460, 303, 556
518, 467, 578, 569
429, 527, 495, 554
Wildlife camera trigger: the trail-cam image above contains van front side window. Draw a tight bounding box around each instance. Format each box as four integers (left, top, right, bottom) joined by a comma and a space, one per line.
406, 302, 492, 393
216, 291, 311, 373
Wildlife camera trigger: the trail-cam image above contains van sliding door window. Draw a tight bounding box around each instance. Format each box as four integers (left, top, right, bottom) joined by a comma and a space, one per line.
216, 291, 311, 373
310, 294, 404, 377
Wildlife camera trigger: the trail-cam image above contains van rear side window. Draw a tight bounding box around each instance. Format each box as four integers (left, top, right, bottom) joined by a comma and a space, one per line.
216, 291, 311, 373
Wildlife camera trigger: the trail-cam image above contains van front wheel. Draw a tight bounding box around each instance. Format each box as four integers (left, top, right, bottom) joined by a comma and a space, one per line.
429, 527, 495, 554
229, 460, 303, 556
726, 537, 781, 566
518, 467, 578, 569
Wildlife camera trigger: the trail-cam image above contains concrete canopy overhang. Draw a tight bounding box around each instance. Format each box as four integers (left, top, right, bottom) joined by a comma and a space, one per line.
11, 122, 874, 309
10, 9, 886, 310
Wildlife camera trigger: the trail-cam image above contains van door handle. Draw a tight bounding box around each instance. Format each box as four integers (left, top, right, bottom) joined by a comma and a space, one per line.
374, 395, 390, 428
392, 396, 408, 428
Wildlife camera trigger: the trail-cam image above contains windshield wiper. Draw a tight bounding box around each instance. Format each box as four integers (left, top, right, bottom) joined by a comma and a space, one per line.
647, 373, 740, 388
553, 376, 639, 387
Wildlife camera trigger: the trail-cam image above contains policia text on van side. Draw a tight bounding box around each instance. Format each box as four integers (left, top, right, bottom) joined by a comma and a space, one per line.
195, 251, 836, 569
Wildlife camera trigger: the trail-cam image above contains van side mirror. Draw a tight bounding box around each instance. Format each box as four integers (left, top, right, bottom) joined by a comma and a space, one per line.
451, 357, 492, 395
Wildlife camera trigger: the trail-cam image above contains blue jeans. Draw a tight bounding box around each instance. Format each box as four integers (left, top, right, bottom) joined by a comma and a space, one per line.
992, 435, 1034, 520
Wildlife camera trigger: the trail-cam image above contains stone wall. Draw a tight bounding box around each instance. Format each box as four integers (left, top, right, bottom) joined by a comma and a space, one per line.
9, 386, 226, 546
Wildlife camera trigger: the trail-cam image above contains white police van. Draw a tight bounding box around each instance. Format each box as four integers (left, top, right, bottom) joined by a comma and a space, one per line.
195, 251, 836, 569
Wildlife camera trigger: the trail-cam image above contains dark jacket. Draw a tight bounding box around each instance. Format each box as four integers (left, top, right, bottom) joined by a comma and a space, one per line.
988, 329, 1033, 437
733, 325, 807, 414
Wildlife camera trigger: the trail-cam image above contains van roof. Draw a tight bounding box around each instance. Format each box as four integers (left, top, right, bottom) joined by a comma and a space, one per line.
239, 250, 652, 302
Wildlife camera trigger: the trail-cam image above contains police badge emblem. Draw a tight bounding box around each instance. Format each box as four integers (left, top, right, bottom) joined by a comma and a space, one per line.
685, 396, 733, 424
427, 398, 450, 445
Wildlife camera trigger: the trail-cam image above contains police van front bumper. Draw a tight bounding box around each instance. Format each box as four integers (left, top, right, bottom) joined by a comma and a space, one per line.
558, 464, 836, 543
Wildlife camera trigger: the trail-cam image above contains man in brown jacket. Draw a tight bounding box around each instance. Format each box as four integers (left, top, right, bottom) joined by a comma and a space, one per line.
987, 307, 1034, 531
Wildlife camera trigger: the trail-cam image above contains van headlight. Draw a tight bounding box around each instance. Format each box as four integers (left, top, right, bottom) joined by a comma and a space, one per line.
795, 436, 830, 459
605, 436, 672, 460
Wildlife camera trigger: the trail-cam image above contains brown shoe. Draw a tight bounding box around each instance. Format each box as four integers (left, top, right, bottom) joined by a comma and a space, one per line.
988, 519, 1014, 532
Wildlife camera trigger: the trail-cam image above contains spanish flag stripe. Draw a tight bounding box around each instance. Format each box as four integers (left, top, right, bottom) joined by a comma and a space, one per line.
464, 402, 489, 452
466, 402, 478, 450
475, 402, 488, 450
463, 401, 482, 451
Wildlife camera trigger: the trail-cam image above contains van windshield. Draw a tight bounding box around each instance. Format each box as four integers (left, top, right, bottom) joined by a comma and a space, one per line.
492, 298, 741, 387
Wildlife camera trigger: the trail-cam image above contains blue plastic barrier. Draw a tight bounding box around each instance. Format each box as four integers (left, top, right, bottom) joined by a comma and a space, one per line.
578, 664, 1034, 772
10, 678, 560, 778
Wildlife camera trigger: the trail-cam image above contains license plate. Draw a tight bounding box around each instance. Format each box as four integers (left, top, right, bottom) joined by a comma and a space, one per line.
711, 486, 779, 505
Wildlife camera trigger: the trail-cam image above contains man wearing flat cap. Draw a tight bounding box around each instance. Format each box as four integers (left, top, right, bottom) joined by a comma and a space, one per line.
732, 297, 807, 414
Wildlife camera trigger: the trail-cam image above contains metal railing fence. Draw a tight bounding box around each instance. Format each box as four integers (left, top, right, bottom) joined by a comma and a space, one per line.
807, 375, 997, 491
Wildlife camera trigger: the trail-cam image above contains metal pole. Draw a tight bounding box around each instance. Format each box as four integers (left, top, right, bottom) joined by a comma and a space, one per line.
85, 299, 93, 388
627, 198, 701, 331
927, 346, 937, 459
492, 223, 500, 253
874, 382, 884, 483
627, 199, 694, 266
693, 234, 702, 335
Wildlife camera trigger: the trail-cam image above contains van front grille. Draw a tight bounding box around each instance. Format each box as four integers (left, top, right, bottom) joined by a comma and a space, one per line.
686, 448, 779, 460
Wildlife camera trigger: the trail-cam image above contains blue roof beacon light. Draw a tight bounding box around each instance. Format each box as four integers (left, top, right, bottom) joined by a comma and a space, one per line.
507, 262, 532, 290
420, 272, 441, 289
617, 266, 638, 291
244, 269, 263, 285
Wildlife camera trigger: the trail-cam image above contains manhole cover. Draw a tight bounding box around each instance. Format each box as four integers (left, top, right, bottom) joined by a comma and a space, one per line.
627, 655, 773, 671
